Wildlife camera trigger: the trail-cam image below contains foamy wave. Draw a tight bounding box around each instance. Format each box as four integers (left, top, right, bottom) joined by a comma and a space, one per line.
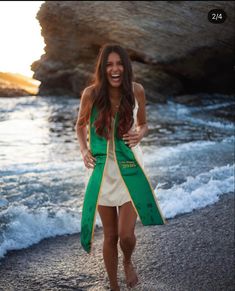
0, 198, 9, 208
0, 205, 80, 258
155, 164, 234, 219
0, 203, 103, 259
143, 135, 234, 164
201, 102, 233, 110
0, 160, 84, 177
165, 100, 235, 130
0, 164, 233, 259
185, 116, 234, 130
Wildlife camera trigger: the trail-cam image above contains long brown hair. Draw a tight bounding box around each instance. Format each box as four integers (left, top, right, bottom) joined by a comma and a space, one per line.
88, 43, 135, 139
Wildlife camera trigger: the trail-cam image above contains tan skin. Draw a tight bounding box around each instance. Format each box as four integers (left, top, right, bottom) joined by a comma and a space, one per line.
76, 52, 148, 290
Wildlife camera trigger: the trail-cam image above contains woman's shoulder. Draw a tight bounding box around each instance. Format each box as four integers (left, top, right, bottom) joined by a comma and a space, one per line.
132, 82, 145, 102
133, 81, 144, 91
81, 84, 95, 97
81, 85, 95, 105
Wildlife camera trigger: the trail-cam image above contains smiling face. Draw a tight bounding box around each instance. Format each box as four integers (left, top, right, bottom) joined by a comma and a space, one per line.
106, 52, 124, 88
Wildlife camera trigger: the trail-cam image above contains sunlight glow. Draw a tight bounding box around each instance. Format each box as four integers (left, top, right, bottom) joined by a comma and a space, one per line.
0, 1, 45, 77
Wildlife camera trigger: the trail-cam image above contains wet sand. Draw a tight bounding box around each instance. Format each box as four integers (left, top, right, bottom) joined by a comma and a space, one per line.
0, 192, 234, 291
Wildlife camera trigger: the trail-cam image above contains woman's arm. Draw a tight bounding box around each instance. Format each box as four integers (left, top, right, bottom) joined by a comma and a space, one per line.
75, 87, 96, 168
135, 83, 148, 138
122, 83, 148, 147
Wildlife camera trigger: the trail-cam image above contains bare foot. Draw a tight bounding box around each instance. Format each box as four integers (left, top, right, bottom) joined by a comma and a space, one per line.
123, 260, 139, 288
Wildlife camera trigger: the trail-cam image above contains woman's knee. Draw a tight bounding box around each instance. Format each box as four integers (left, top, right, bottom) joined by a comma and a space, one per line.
104, 233, 119, 246
119, 233, 136, 247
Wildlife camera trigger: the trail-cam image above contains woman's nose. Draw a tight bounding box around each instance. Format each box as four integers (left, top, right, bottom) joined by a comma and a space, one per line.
112, 64, 119, 71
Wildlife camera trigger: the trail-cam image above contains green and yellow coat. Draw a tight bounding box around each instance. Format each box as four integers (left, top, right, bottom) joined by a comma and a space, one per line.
81, 106, 167, 253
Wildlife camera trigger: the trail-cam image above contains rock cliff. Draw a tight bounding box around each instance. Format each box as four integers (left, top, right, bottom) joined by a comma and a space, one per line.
32, 1, 235, 102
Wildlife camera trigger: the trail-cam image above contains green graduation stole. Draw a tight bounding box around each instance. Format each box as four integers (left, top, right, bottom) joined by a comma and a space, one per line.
81, 106, 166, 253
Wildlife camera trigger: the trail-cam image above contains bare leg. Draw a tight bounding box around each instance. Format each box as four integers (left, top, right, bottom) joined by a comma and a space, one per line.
118, 201, 139, 288
98, 205, 120, 291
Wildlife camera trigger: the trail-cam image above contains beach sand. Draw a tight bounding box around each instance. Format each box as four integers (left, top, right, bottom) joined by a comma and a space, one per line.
0, 192, 234, 291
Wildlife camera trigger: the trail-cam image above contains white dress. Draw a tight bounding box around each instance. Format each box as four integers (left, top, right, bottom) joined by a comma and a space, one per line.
98, 99, 145, 207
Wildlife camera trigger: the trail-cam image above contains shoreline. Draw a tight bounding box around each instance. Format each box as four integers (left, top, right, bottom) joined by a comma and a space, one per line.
0, 192, 234, 291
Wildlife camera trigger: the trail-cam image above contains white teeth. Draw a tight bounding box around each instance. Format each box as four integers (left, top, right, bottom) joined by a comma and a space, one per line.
111, 74, 120, 77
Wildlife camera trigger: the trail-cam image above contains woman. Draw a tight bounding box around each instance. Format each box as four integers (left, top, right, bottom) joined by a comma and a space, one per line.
76, 43, 166, 290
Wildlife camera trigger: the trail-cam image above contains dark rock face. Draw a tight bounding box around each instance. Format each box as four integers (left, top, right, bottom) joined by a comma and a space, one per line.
32, 1, 235, 102
0, 87, 31, 98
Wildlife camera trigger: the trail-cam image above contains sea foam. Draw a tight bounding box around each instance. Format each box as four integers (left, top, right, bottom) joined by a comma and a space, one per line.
0, 164, 233, 259
155, 164, 234, 219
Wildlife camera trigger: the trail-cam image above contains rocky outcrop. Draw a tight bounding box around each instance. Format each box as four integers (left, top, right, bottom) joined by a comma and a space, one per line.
32, 1, 235, 102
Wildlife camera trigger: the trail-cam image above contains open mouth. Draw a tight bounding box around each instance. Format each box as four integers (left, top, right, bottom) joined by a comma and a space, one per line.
111, 74, 121, 82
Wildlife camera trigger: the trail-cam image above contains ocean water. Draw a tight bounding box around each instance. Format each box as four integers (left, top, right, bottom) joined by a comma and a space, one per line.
0, 94, 234, 259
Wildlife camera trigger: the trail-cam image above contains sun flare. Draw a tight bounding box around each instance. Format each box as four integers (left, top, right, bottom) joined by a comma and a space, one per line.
0, 1, 45, 78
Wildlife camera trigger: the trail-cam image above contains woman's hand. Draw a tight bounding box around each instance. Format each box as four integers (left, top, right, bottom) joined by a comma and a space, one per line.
122, 124, 148, 148
122, 130, 142, 148
81, 148, 96, 169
